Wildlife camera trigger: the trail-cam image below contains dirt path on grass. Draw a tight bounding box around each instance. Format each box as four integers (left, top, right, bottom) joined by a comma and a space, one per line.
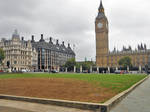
0, 78, 116, 103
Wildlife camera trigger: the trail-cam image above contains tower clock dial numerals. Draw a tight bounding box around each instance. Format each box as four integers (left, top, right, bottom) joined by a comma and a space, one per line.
97, 22, 103, 29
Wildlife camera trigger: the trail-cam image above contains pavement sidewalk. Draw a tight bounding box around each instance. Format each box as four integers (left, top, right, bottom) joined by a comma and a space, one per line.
0, 106, 34, 112
110, 76, 150, 112
0, 99, 92, 112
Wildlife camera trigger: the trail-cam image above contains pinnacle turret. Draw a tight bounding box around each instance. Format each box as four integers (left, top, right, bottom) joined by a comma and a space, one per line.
99, 0, 104, 13
12, 29, 20, 40
96, 0, 106, 19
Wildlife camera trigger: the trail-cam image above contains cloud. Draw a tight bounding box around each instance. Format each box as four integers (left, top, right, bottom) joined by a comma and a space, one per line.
104, 0, 150, 51
0, 0, 150, 61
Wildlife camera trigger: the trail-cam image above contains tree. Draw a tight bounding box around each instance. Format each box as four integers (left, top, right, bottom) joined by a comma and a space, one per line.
82, 62, 90, 70
118, 56, 132, 68
64, 58, 76, 71
76, 61, 95, 70
0, 48, 5, 64
82, 61, 95, 70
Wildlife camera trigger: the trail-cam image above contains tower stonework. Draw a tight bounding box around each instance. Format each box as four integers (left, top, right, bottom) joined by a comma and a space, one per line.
95, 0, 109, 67
95, 1, 150, 71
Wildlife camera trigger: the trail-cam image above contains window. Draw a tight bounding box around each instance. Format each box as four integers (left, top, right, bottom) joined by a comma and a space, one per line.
14, 61, 17, 64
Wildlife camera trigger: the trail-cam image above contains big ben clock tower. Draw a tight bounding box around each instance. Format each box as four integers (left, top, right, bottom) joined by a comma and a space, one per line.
95, 0, 109, 67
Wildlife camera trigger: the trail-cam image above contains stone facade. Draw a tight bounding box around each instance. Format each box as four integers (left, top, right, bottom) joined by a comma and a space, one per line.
95, 1, 109, 67
0, 30, 38, 71
31, 34, 75, 71
108, 48, 150, 68
0, 30, 75, 72
95, 1, 150, 68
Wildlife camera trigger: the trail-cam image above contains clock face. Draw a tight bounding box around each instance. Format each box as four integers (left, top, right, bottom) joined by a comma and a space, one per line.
97, 22, 103, 29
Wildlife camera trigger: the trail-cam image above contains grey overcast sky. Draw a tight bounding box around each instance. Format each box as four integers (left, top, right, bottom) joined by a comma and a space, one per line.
0, 0, 150, 61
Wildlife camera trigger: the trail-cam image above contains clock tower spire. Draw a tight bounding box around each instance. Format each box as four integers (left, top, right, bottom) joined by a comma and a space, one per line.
99, 0, 104, 13
95, 0, 109, 67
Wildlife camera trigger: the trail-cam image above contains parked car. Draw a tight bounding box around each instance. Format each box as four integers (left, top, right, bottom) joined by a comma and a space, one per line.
51, 70, 59, 73
82, 70, 88, 73
0, 70, 4, 74
0, 70, 3, 73
12, 70, 23, 73
115, 70, 124, 74
21, 69, 28, 72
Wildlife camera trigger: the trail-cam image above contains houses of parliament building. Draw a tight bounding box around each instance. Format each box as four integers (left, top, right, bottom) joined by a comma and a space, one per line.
95, 1, 150, 70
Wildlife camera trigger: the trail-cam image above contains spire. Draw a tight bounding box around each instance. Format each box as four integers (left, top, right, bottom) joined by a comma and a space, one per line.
14, 29, 18, 35
99, 0, 104, 13
96, 0, 106, 19
141, 43, 144, 50
138, 44, 140, 50
144, 44, 147, 50
12, 29, 20, 39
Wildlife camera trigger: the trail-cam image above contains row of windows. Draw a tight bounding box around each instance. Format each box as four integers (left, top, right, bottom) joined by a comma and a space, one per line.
38, 48, 73, 58
4, 50, 32, 55
37, 48, 74, 69
108, 56, 148, 62
6, 56, 32, 60
11, 61, 31, 65
108, 61, 147, 67
109, 59, 147, 64
2, 45, 30, 50
1, 41, 31, 47
38, 55, 72, 66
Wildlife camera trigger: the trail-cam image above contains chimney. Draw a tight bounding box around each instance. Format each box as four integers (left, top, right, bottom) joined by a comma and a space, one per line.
56, 40, 59, 45
41, 34, 43, 40
21, 37, 24, 41
62, 41, 64, 46
49, 37, 53, 44
68, 43, 70, 48
39, 34, 45, 42
31, 35, 34, 42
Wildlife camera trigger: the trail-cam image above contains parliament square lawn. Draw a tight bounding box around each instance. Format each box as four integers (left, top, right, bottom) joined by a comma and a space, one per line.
0, 73, 146, 103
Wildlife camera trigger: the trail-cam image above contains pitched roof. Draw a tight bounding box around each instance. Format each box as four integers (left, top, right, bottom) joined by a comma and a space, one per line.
31, 41, 75, 55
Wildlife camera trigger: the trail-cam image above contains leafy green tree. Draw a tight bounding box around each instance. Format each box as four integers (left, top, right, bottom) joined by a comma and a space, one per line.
82, 62, 93, 70
82, 62, 90, 70
64, 58, 76, 71
118, 56, 132, 68
76, 62, 80, 69
0, 48, 5, 64
76, 61, 95, 70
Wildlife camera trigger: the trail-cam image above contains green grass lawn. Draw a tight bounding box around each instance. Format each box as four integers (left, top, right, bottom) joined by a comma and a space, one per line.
0, 73, 147, 93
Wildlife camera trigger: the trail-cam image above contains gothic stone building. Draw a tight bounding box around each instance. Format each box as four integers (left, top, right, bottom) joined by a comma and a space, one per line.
31, 34, 75, 71
0, 30, 75, 71
96, 1, 150, 70
0, 30, 38, 71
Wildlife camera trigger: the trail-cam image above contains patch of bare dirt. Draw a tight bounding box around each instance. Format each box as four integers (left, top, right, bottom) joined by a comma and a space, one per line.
0, 78, 116, 103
